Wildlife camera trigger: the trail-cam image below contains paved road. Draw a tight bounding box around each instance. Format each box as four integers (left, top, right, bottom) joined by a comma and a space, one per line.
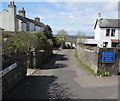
5, 49, 118, 99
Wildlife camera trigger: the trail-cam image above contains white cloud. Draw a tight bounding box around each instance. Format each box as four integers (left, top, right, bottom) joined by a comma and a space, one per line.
21, 2, 118, 35
27, 12, 45, 21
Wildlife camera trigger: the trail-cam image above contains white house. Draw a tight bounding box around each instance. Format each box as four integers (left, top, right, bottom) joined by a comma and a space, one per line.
79, 13, 120, 48
94, 17, 120, 47
0, 1, 46, 33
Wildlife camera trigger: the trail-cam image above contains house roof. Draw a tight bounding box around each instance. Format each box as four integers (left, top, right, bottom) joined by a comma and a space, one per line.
16, 15, 46, 28
94, 18, 120, 29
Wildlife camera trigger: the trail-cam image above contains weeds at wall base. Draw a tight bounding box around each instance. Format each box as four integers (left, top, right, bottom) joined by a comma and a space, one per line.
74, 49, 112, 77
74, 49, 96, 76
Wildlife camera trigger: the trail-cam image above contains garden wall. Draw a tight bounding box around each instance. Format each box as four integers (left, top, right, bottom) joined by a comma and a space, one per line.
1, 31, 53, 98
77, 45, 120, 75
98, 48, 120, 75
77, 45, 98, 73
28, 43, 53, 68
2, 52, 27, 98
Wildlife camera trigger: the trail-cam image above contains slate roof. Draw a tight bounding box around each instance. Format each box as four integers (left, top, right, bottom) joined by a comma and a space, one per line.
16, 15, 46, 28
94, 18, 120, 29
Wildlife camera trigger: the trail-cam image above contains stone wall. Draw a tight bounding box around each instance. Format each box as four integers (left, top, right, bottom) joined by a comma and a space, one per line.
29, 44, 53, 68
2, 46, 53, 98
77, 45, 98, 73
77, 45, 120, 75
2, 52, 27, 98
98, 48, 120, 75
0, 29, 3, 101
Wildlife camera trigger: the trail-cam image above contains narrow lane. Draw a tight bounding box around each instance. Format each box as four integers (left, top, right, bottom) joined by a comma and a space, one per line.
5, 49, 118, 99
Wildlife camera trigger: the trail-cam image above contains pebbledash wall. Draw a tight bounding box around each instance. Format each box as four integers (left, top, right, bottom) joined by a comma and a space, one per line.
77, 45, 120, 75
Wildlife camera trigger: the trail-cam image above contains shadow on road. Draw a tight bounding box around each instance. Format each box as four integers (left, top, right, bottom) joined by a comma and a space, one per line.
4, 76, 57, 99
4, 75, 70, 100
56, 54, 68, 61
39, 54, 68, 70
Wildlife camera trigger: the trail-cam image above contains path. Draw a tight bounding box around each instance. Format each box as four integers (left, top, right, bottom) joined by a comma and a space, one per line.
5, 49, 118, 99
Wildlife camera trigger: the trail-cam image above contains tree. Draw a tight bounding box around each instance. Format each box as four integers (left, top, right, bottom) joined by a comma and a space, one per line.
57, 29, 68, 48
2, 32, 38, 55
77, 31, 87, 45
44, 25, 53, 39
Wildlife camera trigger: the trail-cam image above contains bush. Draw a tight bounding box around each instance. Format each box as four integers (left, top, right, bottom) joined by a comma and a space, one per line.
34, 32, 47, 40
53, 37, 62, 47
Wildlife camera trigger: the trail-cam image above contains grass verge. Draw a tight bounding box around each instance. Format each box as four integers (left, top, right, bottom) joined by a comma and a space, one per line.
74, 49, 96, 76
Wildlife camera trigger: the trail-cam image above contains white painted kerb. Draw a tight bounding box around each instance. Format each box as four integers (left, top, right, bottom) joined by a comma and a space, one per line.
0, 63, 17, 77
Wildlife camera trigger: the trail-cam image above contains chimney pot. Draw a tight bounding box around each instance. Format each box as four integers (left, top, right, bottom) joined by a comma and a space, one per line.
18, 8, 25, 17
12, 1, 14, 5
35, 17, 40, 22
98, 13, 101, 18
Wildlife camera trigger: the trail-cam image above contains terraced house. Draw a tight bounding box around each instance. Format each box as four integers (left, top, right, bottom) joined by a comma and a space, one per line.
0, 1, 50, 33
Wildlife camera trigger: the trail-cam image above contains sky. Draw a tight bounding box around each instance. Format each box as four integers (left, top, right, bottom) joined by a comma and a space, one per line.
1, 1, 118, 36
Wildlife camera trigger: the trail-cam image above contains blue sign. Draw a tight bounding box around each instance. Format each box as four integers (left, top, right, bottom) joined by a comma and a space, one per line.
102, 52, 115, 63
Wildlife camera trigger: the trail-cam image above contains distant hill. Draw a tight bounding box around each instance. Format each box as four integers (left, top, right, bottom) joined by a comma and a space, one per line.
53, 35, 94, 43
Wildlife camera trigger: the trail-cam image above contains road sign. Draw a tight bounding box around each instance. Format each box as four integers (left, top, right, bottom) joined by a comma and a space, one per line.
102, 52, 115, 63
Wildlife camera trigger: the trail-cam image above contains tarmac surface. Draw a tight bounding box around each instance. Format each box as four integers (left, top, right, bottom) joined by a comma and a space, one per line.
5, 49, 118, 100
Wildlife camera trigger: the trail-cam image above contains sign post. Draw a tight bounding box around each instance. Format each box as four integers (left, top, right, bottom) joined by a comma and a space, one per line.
102, 52, 115, 63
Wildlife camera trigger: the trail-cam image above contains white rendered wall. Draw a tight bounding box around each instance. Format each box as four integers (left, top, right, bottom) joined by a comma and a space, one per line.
8, 6, 16, 31
94, 22, 101, 47
94, 23, 101, 41
41, 27, 44, 32
18, 19, 22, 31
36, 26, 40, 32
29, 23, 34, 31
0, 11, 9, 31
22, 23, 26, 31
35, 26, 44, 32
95, 26, 120, 47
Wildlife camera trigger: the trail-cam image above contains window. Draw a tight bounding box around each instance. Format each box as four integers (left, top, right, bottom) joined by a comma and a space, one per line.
111, 29, 115, 36
112, 42, 120, 47
26, 23, 29, 31
106, 29, 110, 36
103, 42, 108, 47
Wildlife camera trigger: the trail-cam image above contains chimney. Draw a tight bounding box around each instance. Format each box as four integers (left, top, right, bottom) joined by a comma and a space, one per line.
11, 1, 14, 5
35, 17, 40, 22
8, 1, 16, 8
8, 1, 16, 31
18, 7, 25, 17
98, 13, 102, 20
